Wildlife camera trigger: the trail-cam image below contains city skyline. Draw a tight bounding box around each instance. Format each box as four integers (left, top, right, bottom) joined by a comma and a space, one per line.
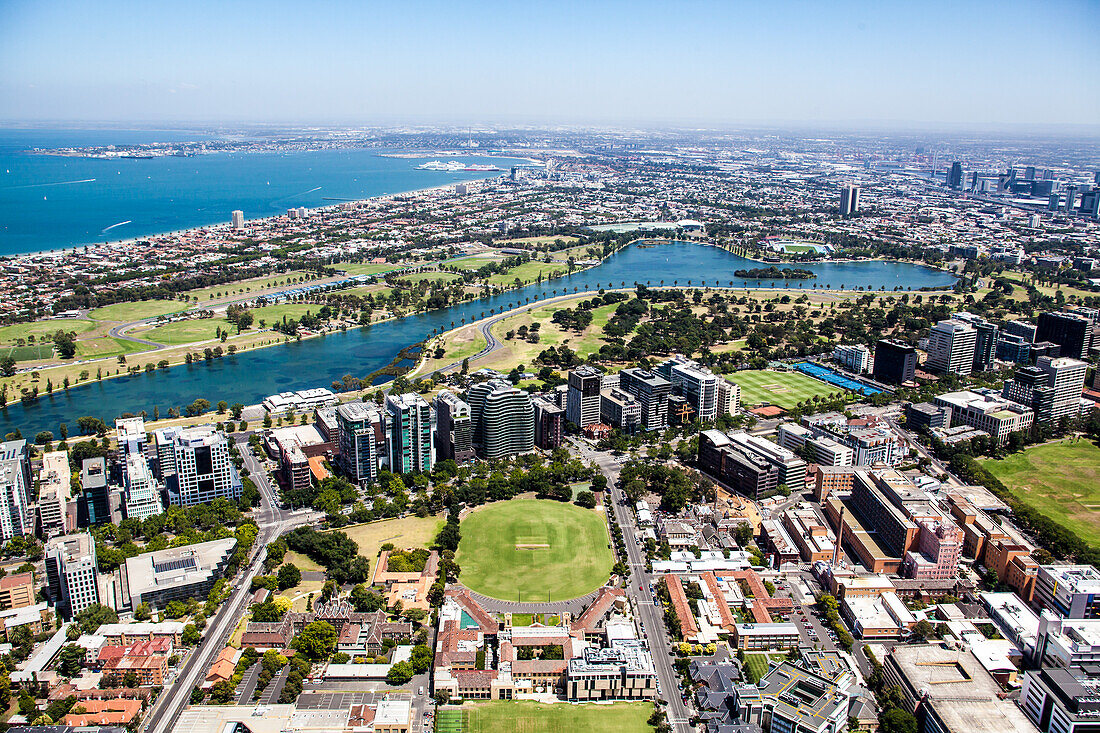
1, 0, 1098, 127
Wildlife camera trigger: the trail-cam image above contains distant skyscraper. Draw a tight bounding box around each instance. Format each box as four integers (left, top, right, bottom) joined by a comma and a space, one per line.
0, 440, 31, 542
385, 393, 434, 474
467, 380, 534, 459
435, 391, 474, 464
872, 339, 918, 385
839, 184, 860, 216
1065, 185, 1079, 213
947, 162, 964, 190
566, 366, 603, 427
231, 210, 244, 229
1025, 166, 1036, 180
337, 402, 385, 486
1080, 190, 1100, 219
1049, 193, 1061, 211
927, 319, 978, 376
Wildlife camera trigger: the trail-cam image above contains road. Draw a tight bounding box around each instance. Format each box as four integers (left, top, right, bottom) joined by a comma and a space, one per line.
142, 440, 322, 733
568, 438, 692, 733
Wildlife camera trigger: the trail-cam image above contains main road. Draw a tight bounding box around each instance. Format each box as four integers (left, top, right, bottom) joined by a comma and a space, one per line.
568, 438, 693, 733
142, 439, 322, 733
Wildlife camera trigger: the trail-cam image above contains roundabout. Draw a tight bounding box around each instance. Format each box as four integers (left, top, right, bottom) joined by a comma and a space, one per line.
455, 498, 614, 603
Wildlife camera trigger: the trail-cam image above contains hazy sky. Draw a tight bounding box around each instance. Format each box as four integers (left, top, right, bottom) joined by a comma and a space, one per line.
1, 0, 1098, 128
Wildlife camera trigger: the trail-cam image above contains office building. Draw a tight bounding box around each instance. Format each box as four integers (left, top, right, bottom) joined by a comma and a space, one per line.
231, 210, 244, 228
467, 380, 535, 459
0, 573, 35, 612
156, 426, 242, 507
566, 366, 603, 428
1065, 185, 1079, 213
435, 391, 475, 464
733, 659, 851, 733
532, 396, 564, 450
955, 312, 998, 372
1035, 565, 1100, 619
840, 184, 860, 216
927, 319, 978, 376
776, 422, 853, 466
123, 453, 165, 521
81, 456, 112, 527
618, 368, 671, 431
872, 339, 918, 385
905, 402, 951, 432
1005, 356, 1087, 426
337, 402, 386, 485
947, 161, 964, 190
114, 416, 146, 458
698, 430, 779, 498
36, 450, 69, 539
1020, 665, 1100, 733
997, 333, 1033, 364
933, 389, 1034, 445
1080, 189, 1100, 219
1037, 311, 1092, 360
385, 393, 434, 474
600, 388, 641, 434
716, 379, 740, 417
45, 532, 100, 620
658, 357, 721, 423
0, 440, 31, 542
123, 537, 237, 610
884, 645, 1036, 733
1005, 320, 1039, 342
833, 343, 872, 374
902, 519, 964, 580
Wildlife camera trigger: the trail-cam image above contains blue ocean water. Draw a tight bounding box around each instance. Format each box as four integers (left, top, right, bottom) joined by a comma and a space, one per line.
0, 128, 520, 256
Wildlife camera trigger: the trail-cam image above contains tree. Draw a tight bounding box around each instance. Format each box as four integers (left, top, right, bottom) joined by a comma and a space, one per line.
57, 644, 85, 677
277, 563, 302, 590
0, 355, 15, 377
292, 621, 337, 661
880, 708, 918, 733
911, 619, 937, 641
75, 603, 118, 634
574, 490, 597, 508
182, 623, 201, 646
134, 602, 152, 621
385, 660, 415, 686
53, 330, 77, 359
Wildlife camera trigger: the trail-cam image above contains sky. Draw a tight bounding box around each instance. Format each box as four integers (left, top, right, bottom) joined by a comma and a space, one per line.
1, 0, 1098, 129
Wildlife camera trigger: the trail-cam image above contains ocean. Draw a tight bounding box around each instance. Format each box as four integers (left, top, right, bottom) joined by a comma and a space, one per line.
0, 128, 520, 256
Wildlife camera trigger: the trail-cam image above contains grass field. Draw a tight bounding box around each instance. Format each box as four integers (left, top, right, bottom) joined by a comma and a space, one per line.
439, 701, 652, 733
136, 304, 327, 344
0, 319, 97, 344
184, 270, 310, 303
0, 344, 55, 361
726, 369, 842, 409
450, 255, 505, 271
335, 514, 445, 561
981, 439, 1100, 547
743, 653, 779, 684
74, 337, 148, 360
87, 300, 186, 322
496, 235, 580, 248
487, 260, 568, 286
456, 499, 613, 602
336, 262, 407, 276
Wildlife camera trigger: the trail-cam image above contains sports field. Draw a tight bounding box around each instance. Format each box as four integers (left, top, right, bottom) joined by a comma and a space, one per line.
88, 300, 185, 322
981, 439, 1100, 547
456, 499, 613, 602
726, 369, 843, 410
435, 701, 652, 733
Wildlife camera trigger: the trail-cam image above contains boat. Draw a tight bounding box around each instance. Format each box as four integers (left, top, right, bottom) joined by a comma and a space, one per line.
463, 164, 501, 172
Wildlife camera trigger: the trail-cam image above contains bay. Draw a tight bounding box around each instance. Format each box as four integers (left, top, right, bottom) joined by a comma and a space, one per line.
0, 241, 954, 436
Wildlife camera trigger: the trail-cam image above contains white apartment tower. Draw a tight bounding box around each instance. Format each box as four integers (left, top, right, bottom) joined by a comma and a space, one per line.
1038, 356, 1087, 423
927, 319, 978, 376
231, 210, 245, 229
156, 426, 242, 507
124, 453, 165, 521
566, 366, 603, 428
45, 532, 100, 620
0, 440, 32, 542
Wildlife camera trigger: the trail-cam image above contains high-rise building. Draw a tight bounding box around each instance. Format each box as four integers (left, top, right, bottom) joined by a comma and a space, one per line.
1002, 366, 1057, 424
1065, 184, 1079, 213
336, 402, 386, 486
435, 391, 475, 464
618, 368, 671, 431
0, 440, 31, 542
1080, 189, 1100, 219
1037, 311, 1092, 360
947, 162, 964, 190
566, 366, 603, 427
839, 184, 860, 216
1049, 192, 1061, 211
123, 453, 165, 521
954, 312, 998, 372
717, 379, 741, 417
81, 456, 112, 527
1025, 166, 1037, 180
45, 532, 100, 620
231, 210, 244, 229
1038, 356, 1087, 423
1034, 565, 1100, 619
37, 450, 70, 539
156, 426, 242, 507
1005, 320, 1038, 342
658, 357, 721, 422
927, 319, 978, 376
600, 388, 642, 434
115, 416, 146, 458
385, 393, 434, 474
467, 380, 534, 459
832, 344, 872, 374
532, 396, 565, 449
872, 340, 917, 385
